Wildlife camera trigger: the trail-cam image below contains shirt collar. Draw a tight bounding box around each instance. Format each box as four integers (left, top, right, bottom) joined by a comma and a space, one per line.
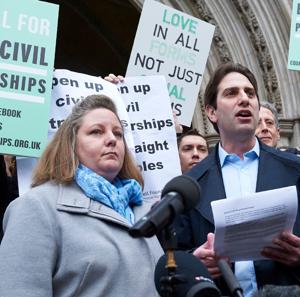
219, 137, 260, 167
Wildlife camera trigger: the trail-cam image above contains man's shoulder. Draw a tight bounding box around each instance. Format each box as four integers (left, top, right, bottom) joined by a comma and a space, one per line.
260, 142, 300, 170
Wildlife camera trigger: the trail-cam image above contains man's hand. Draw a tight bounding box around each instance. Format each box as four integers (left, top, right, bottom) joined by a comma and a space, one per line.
261, 231, 300, 266
104, 73, 124, 84
193, 233, 226, 278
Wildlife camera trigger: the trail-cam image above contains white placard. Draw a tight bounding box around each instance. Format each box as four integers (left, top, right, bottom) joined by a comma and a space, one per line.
116, 75, 181, 202
126, 0, 215, 126
17, 71, 182, 204
17, 69, 133, 194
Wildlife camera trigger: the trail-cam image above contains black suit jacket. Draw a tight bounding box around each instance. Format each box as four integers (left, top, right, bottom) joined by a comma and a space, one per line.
175, 140, 300, 291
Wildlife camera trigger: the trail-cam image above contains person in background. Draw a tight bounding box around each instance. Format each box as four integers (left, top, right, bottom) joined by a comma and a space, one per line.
0, 155, 9, 234
256, 101, 300, 154
177, 129, 209, 173
255, 102, 280, 148
0, 155, 18, 236
0, 94, 162, 297
174, 62, 300, 297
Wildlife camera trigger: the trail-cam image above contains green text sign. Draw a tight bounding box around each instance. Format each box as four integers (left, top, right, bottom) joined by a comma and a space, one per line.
288, 0, 300, 71
0, 0, 58, 156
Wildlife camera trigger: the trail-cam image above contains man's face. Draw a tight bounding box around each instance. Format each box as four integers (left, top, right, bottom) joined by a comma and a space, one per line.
178, 135, 208, 173
255, 106, 280, 147
206, 72, 259, 141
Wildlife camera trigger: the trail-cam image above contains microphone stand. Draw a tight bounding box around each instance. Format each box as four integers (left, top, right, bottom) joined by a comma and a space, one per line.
218, 259, 244, 297
158, 225, 186, 297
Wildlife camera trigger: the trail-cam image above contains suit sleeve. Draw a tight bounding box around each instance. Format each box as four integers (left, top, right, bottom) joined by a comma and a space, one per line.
0, 195, 57, 297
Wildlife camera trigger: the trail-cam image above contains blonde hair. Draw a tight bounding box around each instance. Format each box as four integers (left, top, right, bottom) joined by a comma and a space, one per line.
32, 94, 143, 188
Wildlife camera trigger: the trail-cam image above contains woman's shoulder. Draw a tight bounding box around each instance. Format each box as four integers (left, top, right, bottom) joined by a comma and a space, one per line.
12, 181, 80, 210
3, 181, 83, 228
24, 181, 79, 197
21, 181, 62, 202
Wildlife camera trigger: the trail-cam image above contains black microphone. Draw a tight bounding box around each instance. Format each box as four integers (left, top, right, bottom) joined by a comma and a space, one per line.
128, 175, 201, 238
218, 259, 244, 297
154, 251, 221, 297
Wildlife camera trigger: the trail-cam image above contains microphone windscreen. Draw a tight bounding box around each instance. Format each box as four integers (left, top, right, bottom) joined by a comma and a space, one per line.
161, 175, 201, 209
154, 251, 221, 297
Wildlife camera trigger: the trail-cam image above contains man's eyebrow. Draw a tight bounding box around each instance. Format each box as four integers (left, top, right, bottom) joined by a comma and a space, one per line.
222, 86, 238, 93
244, 86, 255, 91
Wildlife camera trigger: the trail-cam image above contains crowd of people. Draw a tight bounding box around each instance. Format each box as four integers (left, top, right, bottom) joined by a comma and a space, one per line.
0, 62, 300, 297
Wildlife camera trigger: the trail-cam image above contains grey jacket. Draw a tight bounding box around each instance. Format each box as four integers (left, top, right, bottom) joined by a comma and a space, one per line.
0, 181, 163, 297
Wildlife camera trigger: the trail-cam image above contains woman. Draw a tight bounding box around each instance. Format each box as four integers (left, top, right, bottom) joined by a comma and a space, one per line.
0, 95, 163, 297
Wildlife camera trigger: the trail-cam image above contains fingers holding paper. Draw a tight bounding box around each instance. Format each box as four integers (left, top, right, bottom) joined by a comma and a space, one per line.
261, 231, 300, 266
104, 73, 124, 83
193, 233, 230, 279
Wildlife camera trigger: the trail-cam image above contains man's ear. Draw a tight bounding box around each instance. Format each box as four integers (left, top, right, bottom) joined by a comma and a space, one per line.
277, 128, 281, 141
205, 105, 217, 123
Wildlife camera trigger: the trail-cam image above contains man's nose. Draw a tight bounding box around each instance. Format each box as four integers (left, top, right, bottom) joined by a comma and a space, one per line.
192, 147, 200, 156
238, 91, 250, 105
259, 121, 268, 131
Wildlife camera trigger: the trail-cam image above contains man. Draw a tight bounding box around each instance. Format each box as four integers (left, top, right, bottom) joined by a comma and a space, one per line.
256, 102, 300, 155
177, 129, 209, 173
255, 102, 280, 147
175, 62, 300, 297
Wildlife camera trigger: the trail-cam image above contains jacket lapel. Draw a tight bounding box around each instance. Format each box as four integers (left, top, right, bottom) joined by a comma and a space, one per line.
56, 182, 156, 228
187, 145, 226, 224
56, 182, 131, 228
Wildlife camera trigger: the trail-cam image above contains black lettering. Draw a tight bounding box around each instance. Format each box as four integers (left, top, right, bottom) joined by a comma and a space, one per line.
38, 79, 46, 93
156, 162, 163, 169
118, 85, 129, 94
134, 53, 164, 72
0, 40, 11, 59
39, 47, 48, 66
171, 102, 182, 116
121, 120, 128, 128
0, 73, 8, 87
49, 118, 65, 130
21, 43, 32, 63
10, 74, 19, 89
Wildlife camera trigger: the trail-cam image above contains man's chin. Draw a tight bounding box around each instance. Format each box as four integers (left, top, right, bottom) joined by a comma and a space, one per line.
189, 162, 199, 169
260, 138, 272, 146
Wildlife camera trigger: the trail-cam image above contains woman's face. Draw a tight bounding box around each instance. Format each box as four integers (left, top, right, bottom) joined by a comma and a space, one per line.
76, 108, 125, 181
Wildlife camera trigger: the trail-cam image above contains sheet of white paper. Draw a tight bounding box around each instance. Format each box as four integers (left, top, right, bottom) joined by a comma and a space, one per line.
211, 186, 298, 261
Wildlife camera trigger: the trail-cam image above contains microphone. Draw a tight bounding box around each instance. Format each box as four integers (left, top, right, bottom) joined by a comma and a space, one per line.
128, 175, 201, 238
218, 259, 244, 297
154, 251, 221, 297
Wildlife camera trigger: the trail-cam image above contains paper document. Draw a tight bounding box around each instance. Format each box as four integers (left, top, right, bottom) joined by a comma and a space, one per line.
211, 186, 298, 261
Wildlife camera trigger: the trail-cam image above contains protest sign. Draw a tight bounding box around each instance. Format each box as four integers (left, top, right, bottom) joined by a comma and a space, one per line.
18, 71, 181, 204
116, 75, 181, 202
17, 69, 133, 194
126, 0, 215, 126
49, 70, 134, 147
288, 0, 300, 71
0, 0, 58, 156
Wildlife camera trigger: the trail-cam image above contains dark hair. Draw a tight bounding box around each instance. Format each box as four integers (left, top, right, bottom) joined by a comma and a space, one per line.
177, 129, 207, 148
204, 62, 259, 133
